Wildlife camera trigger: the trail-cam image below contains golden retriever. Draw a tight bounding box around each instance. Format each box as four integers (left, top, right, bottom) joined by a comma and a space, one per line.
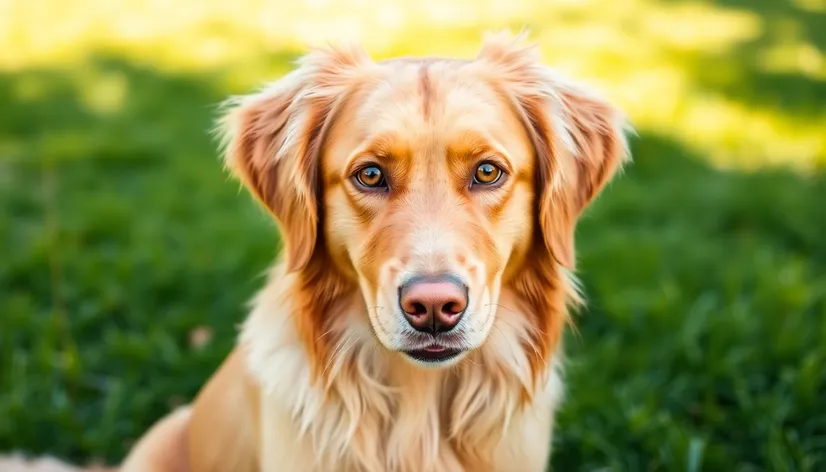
3, 31, 631, 472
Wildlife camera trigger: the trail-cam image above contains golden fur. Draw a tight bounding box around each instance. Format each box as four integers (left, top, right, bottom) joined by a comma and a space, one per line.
2, 31, 631, 472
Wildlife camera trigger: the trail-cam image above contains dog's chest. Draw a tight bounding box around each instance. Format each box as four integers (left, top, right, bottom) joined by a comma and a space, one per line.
259, 375, 522, 472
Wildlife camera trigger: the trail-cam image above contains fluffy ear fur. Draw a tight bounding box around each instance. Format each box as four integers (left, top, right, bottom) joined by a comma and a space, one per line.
477, 31, 633, 269
217, 45, 373, 272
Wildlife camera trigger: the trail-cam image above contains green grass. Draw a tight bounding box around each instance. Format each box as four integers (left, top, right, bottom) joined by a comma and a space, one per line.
2, 1, 826, 470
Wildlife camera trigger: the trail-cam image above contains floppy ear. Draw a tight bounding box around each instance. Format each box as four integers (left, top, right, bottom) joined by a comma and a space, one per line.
478, 32, 632, 269
217, 46, 373, 272
533, 81, 632, 269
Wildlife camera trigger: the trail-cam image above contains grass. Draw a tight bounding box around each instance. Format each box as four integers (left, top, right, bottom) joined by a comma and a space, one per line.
1, 0, 825, 470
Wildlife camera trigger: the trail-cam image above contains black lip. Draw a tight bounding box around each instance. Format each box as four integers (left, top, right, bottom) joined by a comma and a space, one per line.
404, 348, 463, 363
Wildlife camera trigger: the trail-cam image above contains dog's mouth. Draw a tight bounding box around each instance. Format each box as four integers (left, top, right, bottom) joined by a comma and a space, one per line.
403, 344, 464, 363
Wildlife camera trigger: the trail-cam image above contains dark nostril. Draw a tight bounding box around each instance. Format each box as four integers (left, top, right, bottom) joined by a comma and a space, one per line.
411, 302, 427, 316
442, 301, 462, 315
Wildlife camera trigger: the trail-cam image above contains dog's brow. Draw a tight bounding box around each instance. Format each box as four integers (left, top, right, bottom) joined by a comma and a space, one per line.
446, 132, 514, 174
343, 134, 411, 176
362, 134, 405, 158
449, 132, 502, 158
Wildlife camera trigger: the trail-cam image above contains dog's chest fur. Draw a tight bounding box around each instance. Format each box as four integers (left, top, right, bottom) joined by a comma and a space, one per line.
242, 279, 563, 472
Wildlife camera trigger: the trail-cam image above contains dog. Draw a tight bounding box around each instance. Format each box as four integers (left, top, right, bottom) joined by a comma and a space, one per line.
2, 31, 631, 472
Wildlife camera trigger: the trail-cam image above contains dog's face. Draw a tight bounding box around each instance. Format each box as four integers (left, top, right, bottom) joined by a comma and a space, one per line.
321, 59, 536, 366
221, 33, 630, 371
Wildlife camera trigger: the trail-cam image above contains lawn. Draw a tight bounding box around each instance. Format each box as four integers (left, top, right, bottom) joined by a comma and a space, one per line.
1, 0, 825, 470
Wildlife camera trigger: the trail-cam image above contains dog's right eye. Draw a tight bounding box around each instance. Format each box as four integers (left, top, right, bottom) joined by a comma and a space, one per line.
355, 166, 388, 190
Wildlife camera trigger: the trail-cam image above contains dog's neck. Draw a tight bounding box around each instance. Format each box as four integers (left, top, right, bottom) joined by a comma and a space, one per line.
239, 260, 570, 471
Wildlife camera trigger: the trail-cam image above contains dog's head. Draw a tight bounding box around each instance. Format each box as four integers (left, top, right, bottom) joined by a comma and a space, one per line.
220, 32, 630, 373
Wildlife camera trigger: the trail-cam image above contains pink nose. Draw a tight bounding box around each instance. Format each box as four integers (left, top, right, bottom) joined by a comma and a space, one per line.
399, 275, 468, 334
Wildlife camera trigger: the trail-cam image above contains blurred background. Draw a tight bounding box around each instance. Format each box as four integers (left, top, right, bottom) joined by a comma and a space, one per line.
1, 0, 825, 470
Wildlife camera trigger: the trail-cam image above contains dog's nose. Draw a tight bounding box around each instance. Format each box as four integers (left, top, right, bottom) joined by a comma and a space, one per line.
399, 275, 468, 334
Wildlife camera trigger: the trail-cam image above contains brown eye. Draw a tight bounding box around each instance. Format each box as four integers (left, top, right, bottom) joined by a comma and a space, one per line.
356, 166, 387, 189
473, 162, 503, 186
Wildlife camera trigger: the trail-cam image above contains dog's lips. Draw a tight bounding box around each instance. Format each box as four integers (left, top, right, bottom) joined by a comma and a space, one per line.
403, 344, 464, 363
424, 345, 448, 352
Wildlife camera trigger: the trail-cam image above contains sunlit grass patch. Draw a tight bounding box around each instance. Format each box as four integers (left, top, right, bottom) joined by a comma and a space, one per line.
4, 0, 823, 171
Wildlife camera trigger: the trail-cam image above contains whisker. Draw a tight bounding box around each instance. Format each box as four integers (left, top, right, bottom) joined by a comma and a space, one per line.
365, 306, 396, 341
484, 302, 518, 314
332, 336, 360, 373
490, 321, 523, 366
315, 325, 338, 342
490, 314, 522, 332
323, 334, 355, 378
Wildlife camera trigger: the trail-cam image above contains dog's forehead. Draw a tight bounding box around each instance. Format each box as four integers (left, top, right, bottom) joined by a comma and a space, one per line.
349, 59, 524, 149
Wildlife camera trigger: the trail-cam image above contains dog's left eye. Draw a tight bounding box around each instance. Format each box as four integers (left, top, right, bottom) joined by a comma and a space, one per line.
473, 162, 504, 186
355, 165, 388, 190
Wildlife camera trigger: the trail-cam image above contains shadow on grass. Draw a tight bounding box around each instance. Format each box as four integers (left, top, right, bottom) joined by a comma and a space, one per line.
0, 56, 281, 462
0, 53, 824, 471
664, 0, 826, 120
